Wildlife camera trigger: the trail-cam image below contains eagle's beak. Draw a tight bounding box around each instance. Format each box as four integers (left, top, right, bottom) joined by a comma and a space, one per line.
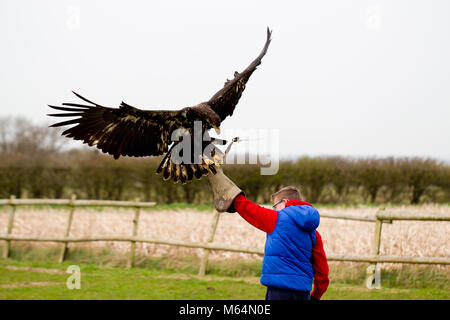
212, 125, 221, 135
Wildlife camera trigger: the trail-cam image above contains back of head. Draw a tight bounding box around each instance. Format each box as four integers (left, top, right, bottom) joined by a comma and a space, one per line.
271, 186, 302, 203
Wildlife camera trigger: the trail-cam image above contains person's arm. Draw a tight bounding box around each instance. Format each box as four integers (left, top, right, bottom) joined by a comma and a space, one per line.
311, 230, 330, 300
232, 194, 278, 234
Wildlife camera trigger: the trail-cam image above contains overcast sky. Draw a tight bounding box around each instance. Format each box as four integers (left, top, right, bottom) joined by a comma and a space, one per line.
1, 0, 449, 161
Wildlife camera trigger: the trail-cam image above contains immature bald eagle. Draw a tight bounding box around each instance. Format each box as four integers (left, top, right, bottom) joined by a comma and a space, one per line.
48, 28, 272, 183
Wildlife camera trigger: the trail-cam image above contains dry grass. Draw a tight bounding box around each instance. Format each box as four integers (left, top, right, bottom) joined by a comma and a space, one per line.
0, 205, 449, 268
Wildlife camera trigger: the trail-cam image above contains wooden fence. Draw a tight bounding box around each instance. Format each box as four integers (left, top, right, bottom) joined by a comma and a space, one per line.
1, 195, 449, 288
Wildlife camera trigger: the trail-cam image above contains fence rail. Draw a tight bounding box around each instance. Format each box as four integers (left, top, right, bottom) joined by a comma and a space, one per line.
0, 198, 157, 207
1, 195, 449, 288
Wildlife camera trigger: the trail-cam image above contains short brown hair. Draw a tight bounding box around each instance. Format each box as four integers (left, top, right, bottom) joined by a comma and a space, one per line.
271, 186, 302, 203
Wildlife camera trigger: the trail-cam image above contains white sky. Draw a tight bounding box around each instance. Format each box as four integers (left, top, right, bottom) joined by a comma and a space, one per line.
0, 0, 449, 161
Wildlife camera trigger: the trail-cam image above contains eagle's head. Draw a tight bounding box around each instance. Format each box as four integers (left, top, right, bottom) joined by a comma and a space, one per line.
189, 104, 222, 135
206, 110, 221, 135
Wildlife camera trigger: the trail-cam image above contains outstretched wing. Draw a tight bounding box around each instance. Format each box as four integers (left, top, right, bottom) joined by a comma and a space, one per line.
48, 92, 186, 159
207, 27, 272, 122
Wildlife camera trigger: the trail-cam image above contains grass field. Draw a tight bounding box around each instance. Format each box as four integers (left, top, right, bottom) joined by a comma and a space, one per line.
0, 247, 449, 300
0, 204, 449, 300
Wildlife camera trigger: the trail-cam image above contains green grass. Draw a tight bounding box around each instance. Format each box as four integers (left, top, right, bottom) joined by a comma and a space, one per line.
0, 245, 449, 300
0, 259, 265, 300
0, 259, 448, 300
6, 244, 264, 278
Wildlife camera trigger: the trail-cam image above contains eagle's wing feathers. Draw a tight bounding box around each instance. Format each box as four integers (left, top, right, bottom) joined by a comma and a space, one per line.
48, 92, 185, 159
207, 27, 272, 122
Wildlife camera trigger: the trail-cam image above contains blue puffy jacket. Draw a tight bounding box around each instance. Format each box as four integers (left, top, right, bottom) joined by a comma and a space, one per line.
260, 203, 320, 291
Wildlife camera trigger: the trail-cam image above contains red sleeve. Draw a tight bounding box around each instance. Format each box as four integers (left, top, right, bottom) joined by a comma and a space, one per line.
232, 194, 278, 234
311, 230, 330, 299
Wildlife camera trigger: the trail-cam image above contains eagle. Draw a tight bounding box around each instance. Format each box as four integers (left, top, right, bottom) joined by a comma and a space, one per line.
48, 28, 272, 184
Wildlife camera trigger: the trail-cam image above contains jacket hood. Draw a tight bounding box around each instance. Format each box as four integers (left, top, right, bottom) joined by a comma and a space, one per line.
281, 200, 320, 231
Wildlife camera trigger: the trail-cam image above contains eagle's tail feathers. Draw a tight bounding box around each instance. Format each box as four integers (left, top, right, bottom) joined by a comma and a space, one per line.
173, 163, 181, 183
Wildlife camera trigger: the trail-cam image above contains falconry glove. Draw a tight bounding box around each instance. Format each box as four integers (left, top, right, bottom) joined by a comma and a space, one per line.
207, 167, 243, 213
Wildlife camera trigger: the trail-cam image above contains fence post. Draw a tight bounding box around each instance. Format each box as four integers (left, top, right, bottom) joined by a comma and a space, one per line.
198, 210, 221, 276
2, 195, 16, 259
366, 209, 384, 289
58, 194, 76, 263
127, 198, 141, 268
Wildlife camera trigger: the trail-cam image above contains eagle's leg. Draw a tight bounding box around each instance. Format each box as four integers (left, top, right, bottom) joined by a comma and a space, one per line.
203, 137, 240, 167
202, 148, 223, 167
